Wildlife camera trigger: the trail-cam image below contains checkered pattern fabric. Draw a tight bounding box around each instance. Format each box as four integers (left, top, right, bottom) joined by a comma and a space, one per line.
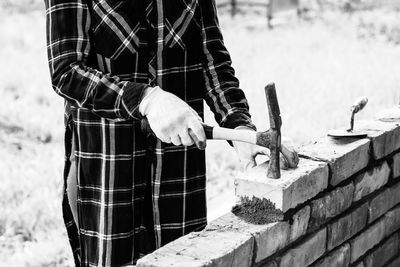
45, 0, 255, 265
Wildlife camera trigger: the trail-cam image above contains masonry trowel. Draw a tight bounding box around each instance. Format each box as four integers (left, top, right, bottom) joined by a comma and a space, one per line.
328, 97, 369, 138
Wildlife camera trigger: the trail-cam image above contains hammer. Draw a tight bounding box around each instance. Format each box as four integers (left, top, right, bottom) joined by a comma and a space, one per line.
141, 83, 299, 178
202, 83, 298, 178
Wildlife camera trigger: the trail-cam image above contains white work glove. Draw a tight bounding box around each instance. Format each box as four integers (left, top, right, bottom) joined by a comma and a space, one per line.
139, 86, 206, 149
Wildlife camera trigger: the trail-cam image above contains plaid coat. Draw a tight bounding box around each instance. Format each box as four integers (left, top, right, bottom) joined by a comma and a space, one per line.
45, 0, 255, 265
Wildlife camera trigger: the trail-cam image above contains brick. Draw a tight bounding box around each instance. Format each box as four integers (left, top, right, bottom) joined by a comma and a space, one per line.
311, 243, 350, 267
357, 119, 400, 160
392, 182, 400, 205
251, 221, 290, 263
369, 188, 392, 223
384, 205, 400, 236
364, 234, 399, 267
208, 212, 290, 263
350, 216, 388, 262
137, 252, 200, 267
299, 136, 370, 186
327, 203, 368, 250
280, 228, 326, 267
136, 229, 253, 267
235, 159, 328, 212
398, 231, 400, 250
351, 205, 400, 263
309, 183, 354, 231
290, 205, 310, 242
377, 106, 400, 122
386, 256, 400, 267
368, 183, 400, 223
353, 161, 390, 202
393, 153, 400, 179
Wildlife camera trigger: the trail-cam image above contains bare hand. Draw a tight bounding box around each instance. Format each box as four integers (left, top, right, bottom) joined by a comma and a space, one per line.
233, 126, 299, 171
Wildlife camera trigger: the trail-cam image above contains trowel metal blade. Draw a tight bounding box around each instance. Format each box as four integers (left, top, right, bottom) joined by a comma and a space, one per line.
327, 129, 368, 138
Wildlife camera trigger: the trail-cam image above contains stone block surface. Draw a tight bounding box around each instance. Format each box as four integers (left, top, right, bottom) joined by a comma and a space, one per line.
377, 106, 400, 122
280, 228, 326, 267
327, 203, 368, 250
357, 119, 400, 160
393, 183, 400, 211
386, 256, 400, 267
208, 212, 290, 263
393, 153, 400, 179
350, 215, 388, 262
351, 205, 400, 263
136, 107, 400, 267
311, 243, 350, 267
299, 137, 370, 186
353, 262, 365, 267
353, 161, 390, 202
235, 159, 328, 212
290, 205, 310, 242
384, 205, 400, 236
368, 183, 400, 223
364, 234, 399, 267
251, 221, 290, 263
136, 228, 254, 267
309, 183, 354, 231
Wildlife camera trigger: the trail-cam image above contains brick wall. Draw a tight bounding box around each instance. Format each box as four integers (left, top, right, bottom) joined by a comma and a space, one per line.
137, 106, 400, 267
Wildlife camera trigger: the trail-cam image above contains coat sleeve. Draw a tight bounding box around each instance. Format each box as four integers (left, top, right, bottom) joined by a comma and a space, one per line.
199, 0, 256, 130
45, 0, 149, 121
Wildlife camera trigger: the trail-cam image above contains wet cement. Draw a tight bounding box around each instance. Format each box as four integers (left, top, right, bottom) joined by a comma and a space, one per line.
232, 196, 283, 225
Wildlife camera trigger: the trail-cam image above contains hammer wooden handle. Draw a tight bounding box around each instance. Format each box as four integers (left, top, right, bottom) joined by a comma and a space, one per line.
203, 124, 257, 144
142, 118, 299, 169
143, 120, 258, 145
141, 118, 256, 143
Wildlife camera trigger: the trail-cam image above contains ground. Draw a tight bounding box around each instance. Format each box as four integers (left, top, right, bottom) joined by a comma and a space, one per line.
0, 3, 399, 266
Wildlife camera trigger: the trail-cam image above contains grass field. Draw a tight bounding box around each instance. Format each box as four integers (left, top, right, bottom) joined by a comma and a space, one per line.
1, 4, 399, 266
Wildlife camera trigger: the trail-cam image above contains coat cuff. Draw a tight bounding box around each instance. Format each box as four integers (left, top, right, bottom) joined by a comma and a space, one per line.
120, 82, 150, 120
220, 112, 257, 131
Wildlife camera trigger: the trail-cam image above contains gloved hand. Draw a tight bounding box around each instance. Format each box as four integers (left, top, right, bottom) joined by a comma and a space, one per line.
232, 126, 296, 171
139, 86, 206, 149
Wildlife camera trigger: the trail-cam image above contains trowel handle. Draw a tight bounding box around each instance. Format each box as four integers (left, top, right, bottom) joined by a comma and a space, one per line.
351, 97, 368, 113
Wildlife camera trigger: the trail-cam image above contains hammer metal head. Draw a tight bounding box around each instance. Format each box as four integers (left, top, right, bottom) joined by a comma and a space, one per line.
265, 83, 282, 179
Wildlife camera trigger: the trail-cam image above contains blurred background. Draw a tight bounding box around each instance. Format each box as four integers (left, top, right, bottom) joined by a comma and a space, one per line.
0, 0, 399, 265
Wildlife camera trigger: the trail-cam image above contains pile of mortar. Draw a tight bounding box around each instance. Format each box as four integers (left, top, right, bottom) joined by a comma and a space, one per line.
232, 196, 283, 225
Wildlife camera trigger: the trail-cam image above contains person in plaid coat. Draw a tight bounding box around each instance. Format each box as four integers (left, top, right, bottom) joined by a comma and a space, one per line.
45, 0, 270, 265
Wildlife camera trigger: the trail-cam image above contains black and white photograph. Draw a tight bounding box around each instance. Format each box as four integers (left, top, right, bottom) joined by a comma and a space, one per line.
1, 0, 400, 266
